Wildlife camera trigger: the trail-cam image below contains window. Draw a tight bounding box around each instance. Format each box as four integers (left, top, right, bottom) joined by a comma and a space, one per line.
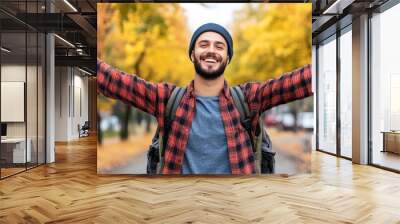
0, 1, 46, 179
317, 35, 337, 154
371, 2, 400, 171
339, 26, 352, 158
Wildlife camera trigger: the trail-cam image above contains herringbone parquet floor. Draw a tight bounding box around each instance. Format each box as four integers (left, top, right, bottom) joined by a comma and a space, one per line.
1, 135, 400, 224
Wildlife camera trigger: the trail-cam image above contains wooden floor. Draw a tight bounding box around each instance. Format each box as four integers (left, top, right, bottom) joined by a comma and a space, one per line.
373, 151, 400, 171
1, 167, 26, 178
1, 135, 400, 223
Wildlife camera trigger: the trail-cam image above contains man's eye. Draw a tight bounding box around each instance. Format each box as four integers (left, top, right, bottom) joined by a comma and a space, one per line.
200, 44, 207, 48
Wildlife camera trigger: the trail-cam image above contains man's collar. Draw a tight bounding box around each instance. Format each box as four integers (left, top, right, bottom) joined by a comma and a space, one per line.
187, 79, 230, 99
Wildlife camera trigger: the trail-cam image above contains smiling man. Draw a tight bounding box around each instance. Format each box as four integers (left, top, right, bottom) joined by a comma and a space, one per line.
97, 23, 313, 174
191, 27, 230, 83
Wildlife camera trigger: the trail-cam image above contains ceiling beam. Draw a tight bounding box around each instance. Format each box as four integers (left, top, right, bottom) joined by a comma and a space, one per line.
67, 13, 97, 39
55, 55, 96, 71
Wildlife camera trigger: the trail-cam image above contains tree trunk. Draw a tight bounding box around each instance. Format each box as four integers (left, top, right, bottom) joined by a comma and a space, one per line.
135, 109, 143, 125
293, 111, 298, 132
120, 104, 131, 140
145, 114, 152, 133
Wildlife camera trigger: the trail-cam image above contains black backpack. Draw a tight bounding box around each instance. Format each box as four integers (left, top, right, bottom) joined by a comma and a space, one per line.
146, 86, 276, 174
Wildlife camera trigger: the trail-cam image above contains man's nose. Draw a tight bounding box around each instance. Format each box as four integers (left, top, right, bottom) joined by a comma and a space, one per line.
207, 44, 216, 53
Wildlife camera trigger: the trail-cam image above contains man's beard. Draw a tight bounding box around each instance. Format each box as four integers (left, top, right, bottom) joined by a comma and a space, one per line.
193, 52, 228, 80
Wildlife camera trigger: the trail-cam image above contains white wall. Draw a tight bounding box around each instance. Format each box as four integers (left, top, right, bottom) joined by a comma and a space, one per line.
54, 67, 89, 141
1, 65, 28, 138
55, 66, 69, 141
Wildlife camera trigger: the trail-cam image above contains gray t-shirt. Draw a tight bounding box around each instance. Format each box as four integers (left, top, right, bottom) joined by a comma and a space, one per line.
182, 95, 231, 174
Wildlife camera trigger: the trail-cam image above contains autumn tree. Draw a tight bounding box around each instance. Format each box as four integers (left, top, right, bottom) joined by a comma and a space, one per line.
97, 3, 191, 140
226, 3, 311, 84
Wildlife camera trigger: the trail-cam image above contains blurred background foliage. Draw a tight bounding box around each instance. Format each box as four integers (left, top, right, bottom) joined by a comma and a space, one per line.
226, 4, 311, 84
97, 3, 312, 143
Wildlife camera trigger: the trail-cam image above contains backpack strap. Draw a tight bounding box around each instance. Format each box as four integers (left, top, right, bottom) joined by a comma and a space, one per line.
230, 86, 255, 144
230, 86, 251, 123
166, 87, 186, 123
158, 86, 186, 165
230, 86, 262, 173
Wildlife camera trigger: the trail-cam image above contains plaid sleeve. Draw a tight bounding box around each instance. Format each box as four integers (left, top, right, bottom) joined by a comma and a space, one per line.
97, 59, 172, 116
240, 64, 313, 113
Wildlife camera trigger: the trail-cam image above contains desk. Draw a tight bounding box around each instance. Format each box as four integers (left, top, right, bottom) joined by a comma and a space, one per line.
381, 131, 400, 154
1, 138, 31, 163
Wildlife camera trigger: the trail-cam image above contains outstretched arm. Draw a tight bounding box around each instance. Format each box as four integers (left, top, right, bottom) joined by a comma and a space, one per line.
240, 64, 313, 114
97, 59, 174, 116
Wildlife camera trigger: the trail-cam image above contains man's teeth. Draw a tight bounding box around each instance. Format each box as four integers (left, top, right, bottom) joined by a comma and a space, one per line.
204, 59, 216, 63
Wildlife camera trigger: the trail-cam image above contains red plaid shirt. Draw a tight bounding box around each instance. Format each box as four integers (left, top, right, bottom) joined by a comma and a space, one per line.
97, 60, 313, 174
